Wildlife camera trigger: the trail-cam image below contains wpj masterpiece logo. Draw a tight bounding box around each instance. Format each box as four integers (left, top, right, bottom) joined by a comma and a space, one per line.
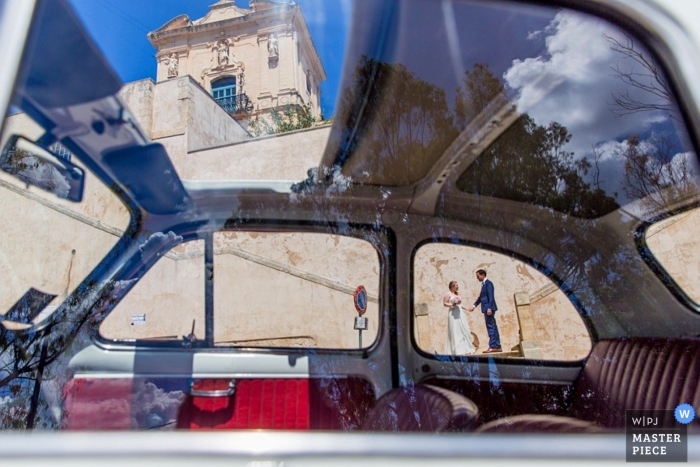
626, 404, 695, 462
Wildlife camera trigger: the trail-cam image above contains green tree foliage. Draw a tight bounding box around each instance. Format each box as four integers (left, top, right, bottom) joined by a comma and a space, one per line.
455, 64, 619, 218
331, 56, 458, 184
455, 62, 508, 128
248, 103, 316, 137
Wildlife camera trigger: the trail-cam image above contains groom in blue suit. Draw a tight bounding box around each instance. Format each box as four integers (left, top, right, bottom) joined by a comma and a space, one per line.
467, 269, 502, 353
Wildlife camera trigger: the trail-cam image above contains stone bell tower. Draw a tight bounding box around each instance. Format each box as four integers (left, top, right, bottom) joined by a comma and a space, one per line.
148, 0, 325, 123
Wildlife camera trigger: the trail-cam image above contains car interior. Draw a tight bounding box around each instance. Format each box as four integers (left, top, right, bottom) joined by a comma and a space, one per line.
0, 0, 699, 462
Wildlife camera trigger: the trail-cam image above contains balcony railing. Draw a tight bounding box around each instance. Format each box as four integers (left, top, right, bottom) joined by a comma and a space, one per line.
214, 93, 254, 114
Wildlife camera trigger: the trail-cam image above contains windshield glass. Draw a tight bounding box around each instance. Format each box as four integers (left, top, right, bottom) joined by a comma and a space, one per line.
0, 112, 131, 429
1, 0, 699, 442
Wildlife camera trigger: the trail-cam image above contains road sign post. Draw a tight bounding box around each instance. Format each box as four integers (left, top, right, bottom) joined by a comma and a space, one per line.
353, 285, 368, 349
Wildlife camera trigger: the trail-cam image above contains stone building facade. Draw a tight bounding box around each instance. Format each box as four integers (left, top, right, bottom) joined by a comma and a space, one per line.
147, 0, 325, 125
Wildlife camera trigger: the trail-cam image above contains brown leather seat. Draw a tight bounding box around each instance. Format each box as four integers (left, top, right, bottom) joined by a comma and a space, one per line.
572, 338, 700, 429
361, 384, 479, 432
477, 338, 700, 433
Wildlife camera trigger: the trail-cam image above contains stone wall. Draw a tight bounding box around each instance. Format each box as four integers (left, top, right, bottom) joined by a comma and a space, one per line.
100, 232, 381, 349
119, 76, 250, 152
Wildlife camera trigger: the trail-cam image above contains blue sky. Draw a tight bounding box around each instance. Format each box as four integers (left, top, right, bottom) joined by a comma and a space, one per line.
67, 0, 351, 117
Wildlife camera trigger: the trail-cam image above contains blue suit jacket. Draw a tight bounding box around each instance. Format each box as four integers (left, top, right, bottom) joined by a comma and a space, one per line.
474, 279, 498, 312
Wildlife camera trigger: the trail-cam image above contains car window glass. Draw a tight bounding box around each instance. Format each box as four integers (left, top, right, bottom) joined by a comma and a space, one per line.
1, 0, 699, 439
100, 240, 206, 341
213, 232, 379, 348
0, 114, 131, 323
328, 1, 699, 222
645, 207, 700, 304
414, 243, 591, 360
449, 6, 699, 220
70, 0, 351, 185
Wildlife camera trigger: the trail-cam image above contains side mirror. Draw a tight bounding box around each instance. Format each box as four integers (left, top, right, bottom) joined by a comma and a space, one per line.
0, 135, 85, 202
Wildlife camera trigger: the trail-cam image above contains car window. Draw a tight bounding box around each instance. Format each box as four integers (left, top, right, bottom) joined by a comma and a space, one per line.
2, 0, 700, 447
450, 7, 699, 221
99, 240, 206, 342
645, 207, 700, 304
0, 114, 131, 324
414, 243, 591, 360
213, 232, 380, 348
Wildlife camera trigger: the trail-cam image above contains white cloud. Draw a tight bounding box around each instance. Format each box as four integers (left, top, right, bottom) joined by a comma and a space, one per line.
131, 381, 184, 429
590, 136, 700, 207
501, 10, 700, 209
504, 11, 669, 158
139, 231, 183, 259
62, 380, 184, 430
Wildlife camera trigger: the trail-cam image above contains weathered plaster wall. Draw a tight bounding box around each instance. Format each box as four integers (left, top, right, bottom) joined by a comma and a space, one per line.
100, 241, 207, 341
177, 125, 330, 180
0, 170, 127, 314
646, 208, 700, 304
148, 78, 187, 140
119, 79, 154, 139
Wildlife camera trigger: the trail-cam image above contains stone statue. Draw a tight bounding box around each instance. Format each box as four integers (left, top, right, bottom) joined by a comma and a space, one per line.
268, 34, 279, 58
216, 32, 230, 67
167, 53, 178, 78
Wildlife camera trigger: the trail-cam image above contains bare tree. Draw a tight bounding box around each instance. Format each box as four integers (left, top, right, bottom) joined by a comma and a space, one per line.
605, 33, 679, 121
606, 33, 698, 212
616, 133, 697, 213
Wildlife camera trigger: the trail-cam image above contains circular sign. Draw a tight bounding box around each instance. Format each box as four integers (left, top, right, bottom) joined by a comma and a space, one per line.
353, 285, 368, 316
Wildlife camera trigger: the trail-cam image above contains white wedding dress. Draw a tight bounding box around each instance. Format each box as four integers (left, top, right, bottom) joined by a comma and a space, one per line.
444, 294, 475, 355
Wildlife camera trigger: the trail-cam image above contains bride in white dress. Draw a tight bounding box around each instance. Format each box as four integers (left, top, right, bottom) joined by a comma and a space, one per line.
443, 281, 475, 355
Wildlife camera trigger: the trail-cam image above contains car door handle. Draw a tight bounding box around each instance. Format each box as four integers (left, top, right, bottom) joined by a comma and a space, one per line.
189, 379, 236, 397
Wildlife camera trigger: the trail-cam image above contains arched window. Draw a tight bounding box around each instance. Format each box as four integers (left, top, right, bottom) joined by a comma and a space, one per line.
211, 76, 237, 112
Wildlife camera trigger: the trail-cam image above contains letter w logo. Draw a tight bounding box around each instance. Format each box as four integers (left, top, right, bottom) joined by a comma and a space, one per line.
679, 410, 691, 418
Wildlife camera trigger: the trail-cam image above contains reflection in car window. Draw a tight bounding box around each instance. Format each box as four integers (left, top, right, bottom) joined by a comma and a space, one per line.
0, 115, 130, 319
453, 11, 698, 219
646, 207, 700, 304
213, 232, 379, 348
1, 0, 699, 442
414, 243, 591, 360
100, 240, 206, 342
329, 2, 699, 221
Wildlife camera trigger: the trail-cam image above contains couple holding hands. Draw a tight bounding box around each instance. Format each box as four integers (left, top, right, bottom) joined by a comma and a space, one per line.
442, 269, 502, 355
